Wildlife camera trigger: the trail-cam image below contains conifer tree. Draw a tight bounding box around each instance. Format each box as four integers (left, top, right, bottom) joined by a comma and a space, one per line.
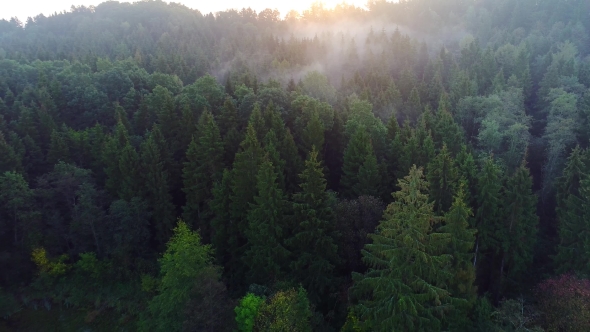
210, 169, 233, 264
501, 163, 538, 291
182, 110, 223, 240
140, 131, 176, 247
288, 147, 338, 304
433, 108, 464, 156
354, 145, 382, 197
440, 187, 477, 329
427, 144, 459, 214
249, 103, 266, 142
554, 147, 588, 273
351, 166, 452, 331
475, 156, 504, 296
302, 111, 325, 156
47, 129, 70, 165
219, 97, 242, 165
243, 159, 290, 285
118, 142, 142, 201
341, 126, 372, 197
263, 130, 286, 191
227, 123, 264, 289
282, 129, 303, 193
103, 121, 129, 196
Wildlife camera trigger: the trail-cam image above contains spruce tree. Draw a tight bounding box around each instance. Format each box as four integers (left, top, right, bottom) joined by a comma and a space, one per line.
118, 142, 142, 201
501, 163, 538, 291
302, 111, 325, 156
475, 156, 504, 296
554, 147, 588, 273
427, 144, 459, 214
103, 121, 129, 197
341, 126, 372, 197
182, 109, 223, 241
351, 166, 452, 331
282, 129, 303, 193
210, 169, 233, 265
227, 123, 264, 289
243, 158, 290, 285
47, 129, 70, 165
288, 147, 339, 304
440, 187, 477, 329
140, 131, 176, 248
353, 145, 382, 197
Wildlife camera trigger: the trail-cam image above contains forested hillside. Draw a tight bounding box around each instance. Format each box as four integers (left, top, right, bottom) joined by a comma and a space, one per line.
1, 0, 590, 330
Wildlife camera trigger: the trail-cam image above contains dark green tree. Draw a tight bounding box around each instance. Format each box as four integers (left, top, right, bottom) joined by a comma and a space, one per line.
243, 159, 290, 285
182, 109, 223, 240
140, 131, 176, 247
427, 144, 459, 214
351, 166, 452, 331
288, 147, 339, 304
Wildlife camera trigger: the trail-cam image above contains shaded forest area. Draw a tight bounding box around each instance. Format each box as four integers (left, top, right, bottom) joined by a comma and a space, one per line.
1, 0, 590, 330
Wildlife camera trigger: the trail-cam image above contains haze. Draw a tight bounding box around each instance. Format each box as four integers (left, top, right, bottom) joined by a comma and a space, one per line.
1, 0, 368, 21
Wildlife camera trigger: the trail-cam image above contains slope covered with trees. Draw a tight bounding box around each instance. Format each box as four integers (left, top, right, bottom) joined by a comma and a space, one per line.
0, 0, 589, 330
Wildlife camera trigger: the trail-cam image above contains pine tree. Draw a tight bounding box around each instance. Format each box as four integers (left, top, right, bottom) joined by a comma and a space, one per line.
182, 110, 223, 241
140, 132, 176, 248
243, 159, 290, 285
351, 166, 452, 331
427, 144, 459, 214
288, 147, 338, 304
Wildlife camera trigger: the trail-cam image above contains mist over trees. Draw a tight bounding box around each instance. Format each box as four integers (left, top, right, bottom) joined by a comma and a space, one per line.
1, 0, 590, 330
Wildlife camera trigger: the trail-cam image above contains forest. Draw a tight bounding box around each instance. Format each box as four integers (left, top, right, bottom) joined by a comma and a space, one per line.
0, 0, 590, 330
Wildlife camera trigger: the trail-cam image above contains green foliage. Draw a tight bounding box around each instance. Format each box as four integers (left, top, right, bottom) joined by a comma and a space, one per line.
243, 159, 290, 285
142, 221, 216, 332
235, 293, 264, 332
351, 166, 453, 331
182, 109, 223, 239
254, 287, 313, 332
288, 147, 339, 304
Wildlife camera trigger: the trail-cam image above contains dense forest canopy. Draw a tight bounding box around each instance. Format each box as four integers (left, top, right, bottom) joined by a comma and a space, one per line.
1, 0, 590, 330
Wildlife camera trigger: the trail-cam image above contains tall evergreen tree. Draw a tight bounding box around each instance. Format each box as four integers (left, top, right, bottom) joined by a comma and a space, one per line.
227, 123, 264, 289
554, 147, 589, 273
341, 126, 373, 197
288, 147, 339, 304
475, 156, 504, 296
118, 142, 142, 201
243, 159, 290, 285
501, 163, 538, 291
140, 131, 176, 248
427, 144, 459, 214
440, 187, 477, 330
351, 166, 452, 331
182, 110, 223, 241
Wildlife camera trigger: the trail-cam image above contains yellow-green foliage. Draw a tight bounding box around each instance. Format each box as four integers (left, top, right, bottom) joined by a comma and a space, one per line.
31, 248, 69, 276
